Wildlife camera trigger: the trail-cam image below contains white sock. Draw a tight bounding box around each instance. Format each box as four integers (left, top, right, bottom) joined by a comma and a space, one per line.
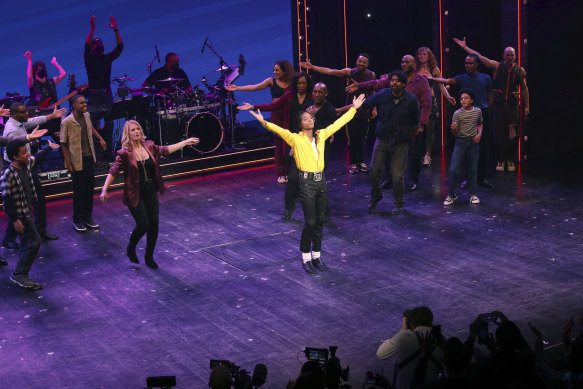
312, 251, 320, 259
302, 252, 311, 263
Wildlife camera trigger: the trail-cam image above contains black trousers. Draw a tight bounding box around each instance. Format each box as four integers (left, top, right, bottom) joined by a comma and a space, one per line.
347, 118, 368, 164
14, 215, 42, 277
285, 158, 300, 212
4, 167, 47, 243
128, 189, 160, 258
406, 130, 426, 185
299, 175, 327, 253
72, 156, 95, 223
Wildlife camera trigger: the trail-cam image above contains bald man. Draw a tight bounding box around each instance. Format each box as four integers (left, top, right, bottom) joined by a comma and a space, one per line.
454, 37, 529, 173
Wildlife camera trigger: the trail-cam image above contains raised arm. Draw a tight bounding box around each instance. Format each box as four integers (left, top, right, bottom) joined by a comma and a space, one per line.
51, 57, 67, 85
299, 61, 350, 78
225, 77, 272, 92
24, 51, 34, 89
85, 15, 96, 45
109, 15, 123, 48
453, 37, 498, 70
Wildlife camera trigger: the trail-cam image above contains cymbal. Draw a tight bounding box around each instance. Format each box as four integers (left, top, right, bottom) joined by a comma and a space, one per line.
155, 77, 185, 83
130, 87, 162, 95
112, 75, 136, 82
212, 64, 236, 72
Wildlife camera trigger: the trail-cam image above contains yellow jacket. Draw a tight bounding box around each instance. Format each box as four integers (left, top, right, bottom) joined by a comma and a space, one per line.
262, 108, 356, 172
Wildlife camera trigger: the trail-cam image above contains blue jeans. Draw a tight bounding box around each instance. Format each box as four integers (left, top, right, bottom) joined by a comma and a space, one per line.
449, 137, 479, 196
14, 216, 42, 277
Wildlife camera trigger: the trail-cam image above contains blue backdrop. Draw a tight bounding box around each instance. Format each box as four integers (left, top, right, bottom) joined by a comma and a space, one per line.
1, 0, 293, 109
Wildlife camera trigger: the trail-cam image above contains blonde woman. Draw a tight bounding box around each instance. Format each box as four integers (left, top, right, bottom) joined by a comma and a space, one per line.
100, 120, 198, 268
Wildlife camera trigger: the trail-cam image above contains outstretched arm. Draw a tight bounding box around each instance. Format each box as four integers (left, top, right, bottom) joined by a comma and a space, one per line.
453, 37, 498, 70
299, 61, 350, 78
167, 137, 199, 154
432, 68, 456, 105
225, 78, 272, 92
51, 57, 67, 85
428, 76, 456, 86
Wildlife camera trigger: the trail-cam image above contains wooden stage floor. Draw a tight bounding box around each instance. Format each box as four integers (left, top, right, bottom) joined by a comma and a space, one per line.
1, 144, 581, 388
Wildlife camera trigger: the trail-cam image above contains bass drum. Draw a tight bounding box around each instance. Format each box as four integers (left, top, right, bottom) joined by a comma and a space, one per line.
185, 112, 223, 153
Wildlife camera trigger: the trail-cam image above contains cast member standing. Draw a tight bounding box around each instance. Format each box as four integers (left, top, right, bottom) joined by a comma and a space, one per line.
453, 37, 529, 172
60, 95, 107, 232
100, 120, 198, 269
2, 104, 65, 246
1, 138, 60, 290
24, 51, 67, 107
84, 15, 123, 159
248, 94, 366, 274
226, 60, 294, 184
301, 54, 375, 174
429, 54, 493, 188
360, 71, 420, 214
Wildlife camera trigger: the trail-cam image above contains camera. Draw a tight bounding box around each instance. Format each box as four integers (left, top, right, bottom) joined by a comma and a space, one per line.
304, 346, 350, 388
477, 312, 496, 344
209, 360, 267, 389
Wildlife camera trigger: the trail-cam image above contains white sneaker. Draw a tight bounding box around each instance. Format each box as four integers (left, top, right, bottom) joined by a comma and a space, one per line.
348, 164, 358, 174
496, 162, 504, 172
443, 194, 458, 206
277, 176, 287, 184
470, 195, 480, 204
507, 161, 516, 171
422, 155, 431, 166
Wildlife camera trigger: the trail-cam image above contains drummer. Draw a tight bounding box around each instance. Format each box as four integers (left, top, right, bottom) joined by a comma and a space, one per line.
142, 52, 192, 93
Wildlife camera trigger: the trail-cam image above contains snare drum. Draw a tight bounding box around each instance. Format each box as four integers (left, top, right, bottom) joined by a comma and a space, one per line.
185, 112, 223, 153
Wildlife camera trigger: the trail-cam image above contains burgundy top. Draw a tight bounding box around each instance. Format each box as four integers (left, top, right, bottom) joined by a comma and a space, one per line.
267, 79, 290, 127
108, 141, 169, 208
358, 73, 432, 126
254, 90, 293, 130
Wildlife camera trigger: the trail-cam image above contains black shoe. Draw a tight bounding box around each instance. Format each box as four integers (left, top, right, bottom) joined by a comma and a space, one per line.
73, 221, 87, 232
391, 205, 403, 215
302, 260, 317, 274
126, 246, 139, 264
40, 232, 59, 241
478, 179, 493, 188
0, 257, 7, 266
460, 180, 468, 190
282, 209, 293, 222
407, 182, 417, 192
84, 218, 100, 230
2, 240, 19, 250
368, 196, 382, 210
312, 257, 328, 271
145, 255, 158, 269
381, 180, 393, 190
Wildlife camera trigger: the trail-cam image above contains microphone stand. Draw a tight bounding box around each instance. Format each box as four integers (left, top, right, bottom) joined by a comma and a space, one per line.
202, 39, 240, 151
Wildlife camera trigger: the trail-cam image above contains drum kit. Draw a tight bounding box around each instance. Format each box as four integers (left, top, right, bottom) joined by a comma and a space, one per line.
109, 39, 245, 155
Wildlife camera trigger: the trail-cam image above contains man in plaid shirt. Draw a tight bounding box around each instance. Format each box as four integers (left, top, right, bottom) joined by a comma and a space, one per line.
1, 138, 59, 289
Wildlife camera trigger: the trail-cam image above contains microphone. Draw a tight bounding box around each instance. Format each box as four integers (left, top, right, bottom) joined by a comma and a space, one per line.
155, 45, 160, 63
201, 36, 208, 53
251, 363, 267, 387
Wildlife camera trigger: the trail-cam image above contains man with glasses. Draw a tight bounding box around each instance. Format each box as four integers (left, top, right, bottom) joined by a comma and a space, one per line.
430, 54, 493, 188
2, 104, 66, 248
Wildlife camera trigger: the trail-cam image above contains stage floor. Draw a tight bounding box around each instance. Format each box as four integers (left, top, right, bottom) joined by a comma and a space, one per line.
1, 141, 582, 388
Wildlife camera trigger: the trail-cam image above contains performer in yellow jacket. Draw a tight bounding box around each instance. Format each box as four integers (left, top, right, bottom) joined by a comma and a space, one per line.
248, 93, 365, 274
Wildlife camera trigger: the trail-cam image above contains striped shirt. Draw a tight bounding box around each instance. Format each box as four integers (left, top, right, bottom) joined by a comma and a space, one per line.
452, 107, 483, 138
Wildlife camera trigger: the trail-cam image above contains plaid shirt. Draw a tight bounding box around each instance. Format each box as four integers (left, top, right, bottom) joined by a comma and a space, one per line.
0, 148, 49, 222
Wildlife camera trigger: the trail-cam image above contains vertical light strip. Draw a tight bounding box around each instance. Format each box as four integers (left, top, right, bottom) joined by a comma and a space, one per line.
296, 0, 302, 63
439, 0, 445, 149
303, 0, 309, 62
343, 0, 348, 68
517, 0, 523, 162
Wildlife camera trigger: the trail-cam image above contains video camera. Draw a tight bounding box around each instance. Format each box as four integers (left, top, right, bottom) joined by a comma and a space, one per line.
304, 346, 350, 389
209, 359, 267, 389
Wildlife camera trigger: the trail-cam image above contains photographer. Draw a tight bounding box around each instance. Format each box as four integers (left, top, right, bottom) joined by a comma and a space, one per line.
376, 306, 443, 389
